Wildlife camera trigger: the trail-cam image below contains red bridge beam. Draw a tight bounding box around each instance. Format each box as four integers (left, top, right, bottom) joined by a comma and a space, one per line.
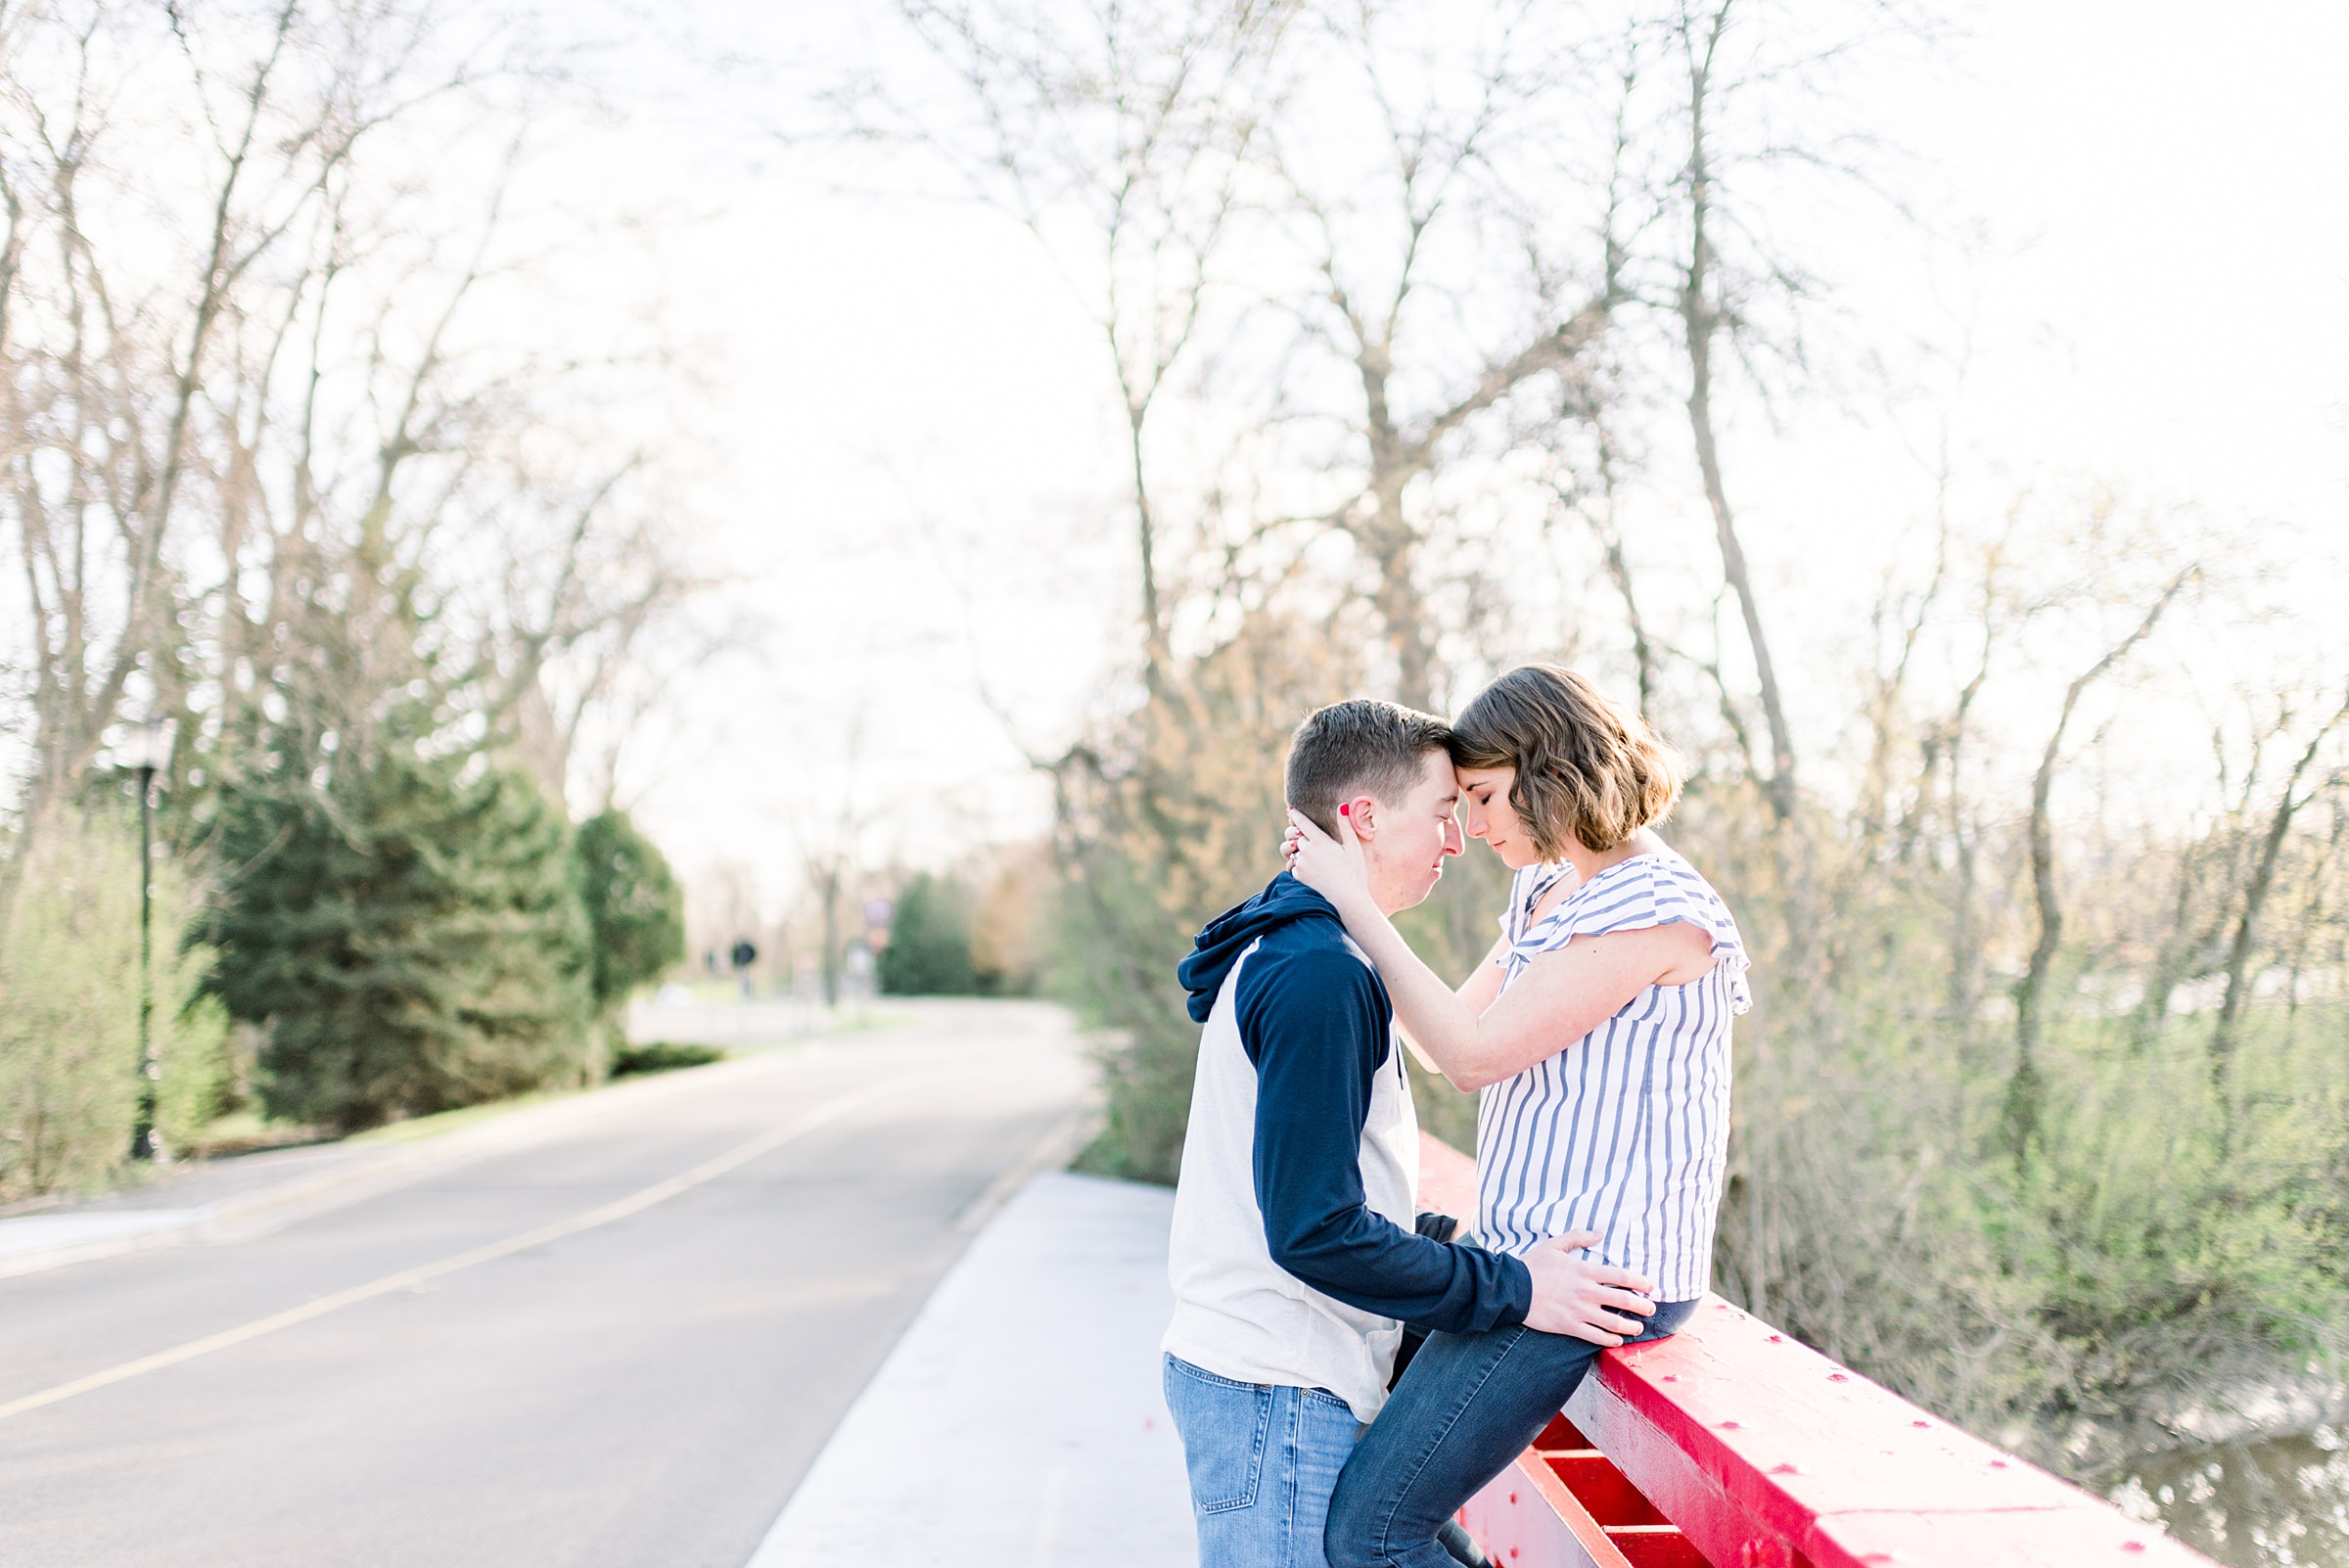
1415, 1133, 2214, 1568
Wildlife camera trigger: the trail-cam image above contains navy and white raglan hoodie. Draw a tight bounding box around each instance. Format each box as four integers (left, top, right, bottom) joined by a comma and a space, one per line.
1160, 872, 1532, 1421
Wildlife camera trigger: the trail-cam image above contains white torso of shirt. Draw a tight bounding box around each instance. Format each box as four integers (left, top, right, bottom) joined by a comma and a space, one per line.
1161, 932, 1422, 1423
1473, 846, 1752, 1302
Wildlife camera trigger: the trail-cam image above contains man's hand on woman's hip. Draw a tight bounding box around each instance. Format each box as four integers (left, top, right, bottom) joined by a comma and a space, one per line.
1519, 1229, 1655, 1346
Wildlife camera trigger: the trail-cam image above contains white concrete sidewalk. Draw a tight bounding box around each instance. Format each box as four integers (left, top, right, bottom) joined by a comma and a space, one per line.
0, 1207, 208, 1267
747, 1171, 1195, 1568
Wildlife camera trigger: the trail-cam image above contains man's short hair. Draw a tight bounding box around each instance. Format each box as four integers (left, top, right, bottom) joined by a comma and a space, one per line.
1285, 699, 1453, 838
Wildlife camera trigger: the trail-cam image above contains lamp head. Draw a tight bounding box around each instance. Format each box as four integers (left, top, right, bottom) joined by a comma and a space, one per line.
117, 715, 179, 775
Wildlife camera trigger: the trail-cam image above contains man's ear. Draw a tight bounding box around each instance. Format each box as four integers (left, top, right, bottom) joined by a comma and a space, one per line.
1342, 792, 1379, 841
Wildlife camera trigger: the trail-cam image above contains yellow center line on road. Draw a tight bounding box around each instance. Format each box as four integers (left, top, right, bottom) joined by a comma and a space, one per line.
0, 1075, 958, 1425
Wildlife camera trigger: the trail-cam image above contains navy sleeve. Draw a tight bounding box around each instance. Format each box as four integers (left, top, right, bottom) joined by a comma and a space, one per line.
1236, 942, 1532, 1334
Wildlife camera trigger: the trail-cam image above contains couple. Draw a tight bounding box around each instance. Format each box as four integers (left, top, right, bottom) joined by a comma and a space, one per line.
1160, 664, 1750, 1568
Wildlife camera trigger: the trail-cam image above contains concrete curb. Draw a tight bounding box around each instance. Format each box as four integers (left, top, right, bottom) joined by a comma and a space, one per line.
0, 1049, 798, 1282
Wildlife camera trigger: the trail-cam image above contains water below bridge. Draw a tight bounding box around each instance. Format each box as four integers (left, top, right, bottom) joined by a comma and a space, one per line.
2115, 1430, 2349, 1566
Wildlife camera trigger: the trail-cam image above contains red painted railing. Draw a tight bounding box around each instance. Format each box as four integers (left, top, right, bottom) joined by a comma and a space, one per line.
1416, 1134, 2217, 1568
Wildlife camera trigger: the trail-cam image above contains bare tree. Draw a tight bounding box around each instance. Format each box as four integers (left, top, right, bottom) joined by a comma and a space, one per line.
1852, 517, 1947, 856
2208, 686, 2349, 1093
791, 708, 887, 1008
1934, 552, 2005, 1024
1, 1, 354, 923
1663, 0, 1841, 807
859, 0, 1290, 695
2004, 565, 2193, 1160
0, 2, 710, 945
1554, 438, 1660, 715
1668, 0, 1801, 815
1259, 0, 1620, 709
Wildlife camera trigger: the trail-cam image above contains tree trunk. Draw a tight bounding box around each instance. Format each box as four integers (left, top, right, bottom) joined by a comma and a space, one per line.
1128, 398, 1169, 697
818, 865, 842, 1008
1587, 441, 1656, 715
1373, 523, 1434, 712
1679, 3, 1796, 820
2005, 571, 2191, 1160
2209, 694, 2348, 1094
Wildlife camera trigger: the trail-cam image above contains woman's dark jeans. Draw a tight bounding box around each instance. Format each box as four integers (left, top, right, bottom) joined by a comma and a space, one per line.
1324, 1299, 1699, 1568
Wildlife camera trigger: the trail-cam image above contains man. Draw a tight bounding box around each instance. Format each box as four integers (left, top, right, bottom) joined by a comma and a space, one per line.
1161, 699, 1623, 1568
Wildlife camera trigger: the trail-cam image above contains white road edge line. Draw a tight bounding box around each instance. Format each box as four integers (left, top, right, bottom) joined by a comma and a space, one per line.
0, 1049, 804, 1283
0, 1076, 939, 1425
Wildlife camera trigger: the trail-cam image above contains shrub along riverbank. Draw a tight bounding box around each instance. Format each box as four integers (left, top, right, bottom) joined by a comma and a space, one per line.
1047, 635, 2349, 1490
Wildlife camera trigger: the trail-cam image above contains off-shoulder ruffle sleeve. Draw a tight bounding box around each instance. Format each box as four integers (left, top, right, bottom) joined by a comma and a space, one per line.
1511, 853, 1751, 1015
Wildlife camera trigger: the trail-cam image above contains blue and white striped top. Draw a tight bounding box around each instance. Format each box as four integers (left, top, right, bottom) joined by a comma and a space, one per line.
1474, 846, 1750, 1302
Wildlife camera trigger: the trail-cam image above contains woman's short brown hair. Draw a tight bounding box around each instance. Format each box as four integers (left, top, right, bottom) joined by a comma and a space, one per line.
1450, 665, 1681, 856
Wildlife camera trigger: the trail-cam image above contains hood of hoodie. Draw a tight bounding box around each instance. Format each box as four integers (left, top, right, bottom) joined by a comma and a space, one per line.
1176, 872, 1345, 1023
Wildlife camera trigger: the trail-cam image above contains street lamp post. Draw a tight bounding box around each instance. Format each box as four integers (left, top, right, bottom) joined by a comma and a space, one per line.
119, 715, 178, 1163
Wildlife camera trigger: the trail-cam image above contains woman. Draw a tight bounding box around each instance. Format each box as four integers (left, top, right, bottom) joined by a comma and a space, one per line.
1282, 664, 1749, 1568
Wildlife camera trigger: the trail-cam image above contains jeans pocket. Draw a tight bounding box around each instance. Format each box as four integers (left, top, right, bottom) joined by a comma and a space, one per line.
1164, 1356, 1274, 1514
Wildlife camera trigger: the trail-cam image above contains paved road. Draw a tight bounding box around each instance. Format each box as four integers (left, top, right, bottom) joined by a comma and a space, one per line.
0, 1001, 1090, 1568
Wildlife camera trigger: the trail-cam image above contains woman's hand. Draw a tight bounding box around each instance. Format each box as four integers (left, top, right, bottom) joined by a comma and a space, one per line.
1283, 807, 1374, 914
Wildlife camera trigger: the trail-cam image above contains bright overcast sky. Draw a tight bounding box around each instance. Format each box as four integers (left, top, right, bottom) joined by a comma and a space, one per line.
604, 0, 2349, 913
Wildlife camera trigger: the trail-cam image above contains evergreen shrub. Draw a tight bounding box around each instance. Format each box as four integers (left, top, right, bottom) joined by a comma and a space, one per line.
572, 808, 685, 1014
879, 873, 978, 995
208, 736, 591, 1132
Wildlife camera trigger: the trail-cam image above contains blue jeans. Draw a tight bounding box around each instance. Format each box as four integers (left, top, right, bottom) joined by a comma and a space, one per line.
1164, 1354, 1362, 1568
1323, 1300, 1700, 1568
